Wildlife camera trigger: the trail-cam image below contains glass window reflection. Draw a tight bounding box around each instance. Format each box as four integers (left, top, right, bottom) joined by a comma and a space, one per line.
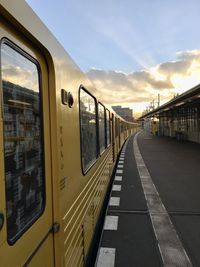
106, 110, 111, 146
1, 43, 45, 243
80, 88, 97, 171
98, 103, 106, 152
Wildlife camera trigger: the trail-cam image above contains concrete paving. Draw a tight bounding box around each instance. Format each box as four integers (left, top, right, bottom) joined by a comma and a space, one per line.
95, 131, 200, 267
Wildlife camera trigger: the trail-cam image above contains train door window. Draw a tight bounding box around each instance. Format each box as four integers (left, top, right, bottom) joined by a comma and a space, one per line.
106, 109, 111, 146
80, 87, 97, 172
1, 42, 45, 244
118, 119, 121, 147
120, 122, 123, 133
98, 103, 106, 153
115, 117, 118, 138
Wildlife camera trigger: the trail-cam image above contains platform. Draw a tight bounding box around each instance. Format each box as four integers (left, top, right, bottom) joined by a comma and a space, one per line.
95, 131, 200, 267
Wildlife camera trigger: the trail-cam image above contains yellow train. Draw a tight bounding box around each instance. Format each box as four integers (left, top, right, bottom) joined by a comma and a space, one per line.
0, 1, 139, 266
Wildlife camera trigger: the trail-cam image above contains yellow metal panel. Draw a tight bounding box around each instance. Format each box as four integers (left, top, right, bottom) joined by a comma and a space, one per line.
0, 3, 140, 267
0, 16, 54, 267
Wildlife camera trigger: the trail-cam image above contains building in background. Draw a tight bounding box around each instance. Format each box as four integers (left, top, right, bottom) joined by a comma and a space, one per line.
112, 105, 134, 122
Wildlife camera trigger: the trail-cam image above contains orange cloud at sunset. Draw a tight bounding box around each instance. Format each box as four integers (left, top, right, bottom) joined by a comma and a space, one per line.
87, 50, 200, 118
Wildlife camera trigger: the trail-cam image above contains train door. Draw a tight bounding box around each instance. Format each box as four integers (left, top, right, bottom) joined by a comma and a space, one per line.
0, 25, 54, 267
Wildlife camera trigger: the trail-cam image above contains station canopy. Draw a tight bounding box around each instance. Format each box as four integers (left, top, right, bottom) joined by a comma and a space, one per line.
139, 84, 200, 120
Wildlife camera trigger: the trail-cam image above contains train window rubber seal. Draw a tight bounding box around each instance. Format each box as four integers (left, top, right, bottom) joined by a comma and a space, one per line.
0, 38, 46, 245
79, 85, 99, 175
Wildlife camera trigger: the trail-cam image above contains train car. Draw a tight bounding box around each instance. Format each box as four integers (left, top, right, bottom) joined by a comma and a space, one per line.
0, 1, 139, 266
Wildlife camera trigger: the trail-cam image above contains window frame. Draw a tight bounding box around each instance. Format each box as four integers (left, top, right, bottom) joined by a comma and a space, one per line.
98, 102, 106, 154
0, 38, 46, 245
115, 117, 119, 138
79, 85, 98, 174
106, 109, 111, 147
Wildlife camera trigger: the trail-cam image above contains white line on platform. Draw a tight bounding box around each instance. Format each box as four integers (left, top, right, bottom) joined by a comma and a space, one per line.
115, 176, 122, 181
96, 247, 116, 267
117, 164, 124, 168
109, 197, 120, 206
113, 184, 122, 191
104, 216, 119, 230
118, 160, 124, 164
133, 132, 192, 267
116, 169, 123, 174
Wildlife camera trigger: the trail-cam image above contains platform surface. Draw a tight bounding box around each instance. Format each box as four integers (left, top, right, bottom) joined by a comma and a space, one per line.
95, 131, 200, 267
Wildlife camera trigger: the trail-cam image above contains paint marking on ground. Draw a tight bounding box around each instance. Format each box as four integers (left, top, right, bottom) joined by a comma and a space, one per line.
96, 247, 116, 267
109, 197, 120, 206
104, 216, 119, 230
113, 184, 122, 191
115, 176, 122, 181
117, 164, 124, 168
133, 132, 192, 267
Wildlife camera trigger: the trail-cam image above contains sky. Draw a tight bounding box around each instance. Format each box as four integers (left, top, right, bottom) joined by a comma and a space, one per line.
26, 0, 200, 118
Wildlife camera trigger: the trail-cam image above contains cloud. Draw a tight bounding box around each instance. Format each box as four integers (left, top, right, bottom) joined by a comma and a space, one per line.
157, 50, 200, 78
128, 71, 173, 89
157, 60, 191, 76
87, 66, 174, 106
2, 64, 39, 92
86, 49, 200, 117
88, 69, 133, 88
176, 50, 200, 61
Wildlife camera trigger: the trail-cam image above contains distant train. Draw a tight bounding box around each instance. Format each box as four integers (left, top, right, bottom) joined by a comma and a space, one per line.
0, 1, 139, 266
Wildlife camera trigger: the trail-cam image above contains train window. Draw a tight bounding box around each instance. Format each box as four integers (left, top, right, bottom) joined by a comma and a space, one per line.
98, 103, 106, 153
120, 122, 123, 133
1, 42, 45, 243
115, 117, 118, 138
80, 88, 98, 172
106, 109, 111, 146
